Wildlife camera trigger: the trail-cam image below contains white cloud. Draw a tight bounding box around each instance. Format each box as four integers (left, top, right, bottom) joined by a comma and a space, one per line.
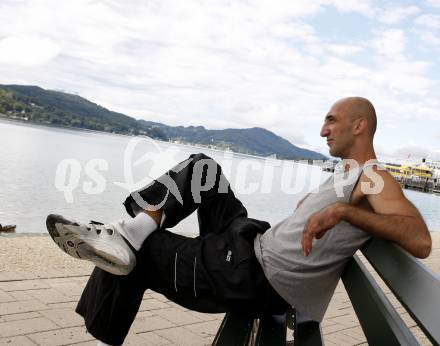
325, 0, 376, 17
425, 0, 440, 8
371, 29, 407, 58
325, 43, 364, 56
414, 14, 440, 29
413, 14, 440, 48
250, 0, 323, 22
376, 144, 440, 161
421, 30, 440, 46
433, 147, 440, 161
393, 146, 429, 160
378, 5, 420, 24
0, 36, 60, 66
270, 22, 319, 44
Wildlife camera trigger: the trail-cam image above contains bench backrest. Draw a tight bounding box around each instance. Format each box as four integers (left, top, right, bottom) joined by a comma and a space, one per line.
342, 238, 440, 345
213, 237, 440, 345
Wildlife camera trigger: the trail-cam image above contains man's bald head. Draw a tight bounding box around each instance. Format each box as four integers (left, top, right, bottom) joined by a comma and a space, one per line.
334, 96, 377, 137
321, 97, 377, 158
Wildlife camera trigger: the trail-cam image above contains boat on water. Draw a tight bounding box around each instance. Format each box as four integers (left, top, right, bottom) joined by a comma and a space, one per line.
0, 224, 16, 232
383, 162, 407, 178
383, 162, 433, 180
382, 159, 440, 193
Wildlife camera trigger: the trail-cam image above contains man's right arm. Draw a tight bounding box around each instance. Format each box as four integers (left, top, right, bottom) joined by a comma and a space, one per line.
340, 169, 432, 258
301, 169, 432, 259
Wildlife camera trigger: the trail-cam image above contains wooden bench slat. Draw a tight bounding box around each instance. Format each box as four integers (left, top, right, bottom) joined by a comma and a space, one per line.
361, 238, 440, 345
212, 313, 254, 346
254, 314, 286, 346
342, 255, 419, 346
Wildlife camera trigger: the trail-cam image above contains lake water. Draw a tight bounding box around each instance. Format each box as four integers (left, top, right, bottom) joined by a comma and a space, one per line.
1, 118, 439, 235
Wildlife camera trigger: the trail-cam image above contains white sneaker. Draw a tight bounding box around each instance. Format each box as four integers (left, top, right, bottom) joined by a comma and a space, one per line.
46, 214, 136, 275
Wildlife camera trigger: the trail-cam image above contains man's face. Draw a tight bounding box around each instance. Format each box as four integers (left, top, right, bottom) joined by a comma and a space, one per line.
320, 102, 355, 158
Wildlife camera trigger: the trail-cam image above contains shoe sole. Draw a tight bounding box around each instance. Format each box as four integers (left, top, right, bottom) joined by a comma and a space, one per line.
46, 214, 134, 275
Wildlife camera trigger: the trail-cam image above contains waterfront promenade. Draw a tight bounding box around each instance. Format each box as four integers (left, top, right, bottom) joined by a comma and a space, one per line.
0, 233, 438, 346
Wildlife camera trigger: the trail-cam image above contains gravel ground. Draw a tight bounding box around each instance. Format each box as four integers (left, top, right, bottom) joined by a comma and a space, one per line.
0, 234, 93, 273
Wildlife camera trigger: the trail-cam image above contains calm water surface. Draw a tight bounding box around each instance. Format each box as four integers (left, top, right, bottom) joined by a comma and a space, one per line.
1, 119, 439, 234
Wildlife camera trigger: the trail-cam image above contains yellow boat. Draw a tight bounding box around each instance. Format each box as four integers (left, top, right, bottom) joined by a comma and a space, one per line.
383, 162, 432, 180
409, 164, 432, 179
383, 163, 407, 178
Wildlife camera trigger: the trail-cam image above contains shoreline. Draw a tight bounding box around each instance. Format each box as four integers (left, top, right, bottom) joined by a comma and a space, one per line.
0, 115, 324, 164
0, 116, 289, 162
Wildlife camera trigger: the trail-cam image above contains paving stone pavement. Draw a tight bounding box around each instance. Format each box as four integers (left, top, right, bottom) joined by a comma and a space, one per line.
0, 233, 438, 345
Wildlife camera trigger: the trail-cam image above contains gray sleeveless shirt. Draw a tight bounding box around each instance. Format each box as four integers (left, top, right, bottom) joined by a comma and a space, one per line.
254, 164, 373, 322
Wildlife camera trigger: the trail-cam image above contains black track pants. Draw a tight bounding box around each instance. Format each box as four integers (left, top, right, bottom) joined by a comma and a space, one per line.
76, 153, 287, 345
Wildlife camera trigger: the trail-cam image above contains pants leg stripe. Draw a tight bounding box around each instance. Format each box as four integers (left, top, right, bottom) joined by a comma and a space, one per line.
174, 252, 178, 292
193, 257, 197, 298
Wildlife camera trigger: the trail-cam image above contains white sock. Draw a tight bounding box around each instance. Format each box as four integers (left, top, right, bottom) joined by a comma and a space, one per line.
119, 212, 158, 251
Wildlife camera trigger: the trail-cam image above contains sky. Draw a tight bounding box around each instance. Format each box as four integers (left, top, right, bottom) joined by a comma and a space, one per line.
0, 0, 440, 160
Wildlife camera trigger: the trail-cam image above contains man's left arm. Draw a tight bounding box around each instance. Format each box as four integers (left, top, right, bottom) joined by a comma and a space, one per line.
302, 169, 432, 259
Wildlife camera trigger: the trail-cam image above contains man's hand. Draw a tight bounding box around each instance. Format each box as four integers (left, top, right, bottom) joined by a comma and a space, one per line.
301, 202, 344, 256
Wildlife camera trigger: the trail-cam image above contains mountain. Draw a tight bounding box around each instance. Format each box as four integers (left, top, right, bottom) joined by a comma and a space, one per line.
139, 121, 325, 160
0, 84, 326, 160
0, 85, 167, 139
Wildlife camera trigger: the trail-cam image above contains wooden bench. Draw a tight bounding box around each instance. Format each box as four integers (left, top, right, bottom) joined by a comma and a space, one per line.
213, 238, 440, 345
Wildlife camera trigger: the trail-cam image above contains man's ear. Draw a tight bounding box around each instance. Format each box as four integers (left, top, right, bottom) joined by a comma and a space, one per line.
352, 117, 367, 135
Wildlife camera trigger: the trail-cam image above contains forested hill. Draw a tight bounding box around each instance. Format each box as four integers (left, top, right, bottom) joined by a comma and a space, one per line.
0, 84, 326, 160
0, 84, 166, 139
139, 121, 326, 160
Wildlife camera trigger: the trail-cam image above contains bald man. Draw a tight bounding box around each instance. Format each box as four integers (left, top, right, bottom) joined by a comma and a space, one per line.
47, 97, 431, 346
